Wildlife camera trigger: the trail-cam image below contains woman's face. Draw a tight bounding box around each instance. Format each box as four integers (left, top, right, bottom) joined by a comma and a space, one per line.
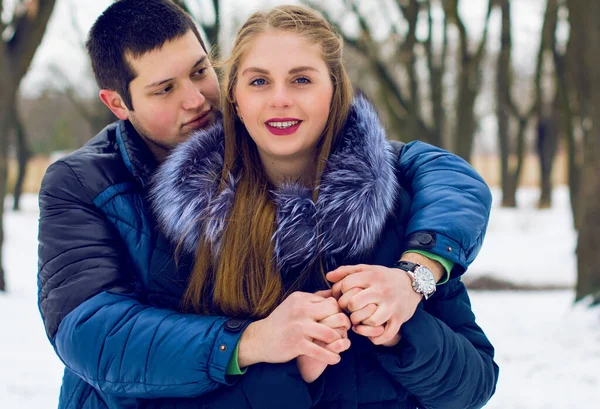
234, 30, 333, 167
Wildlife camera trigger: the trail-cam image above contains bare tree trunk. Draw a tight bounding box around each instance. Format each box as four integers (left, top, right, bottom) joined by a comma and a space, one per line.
497, 0, 531, 208
503, 117, 528, 207
175, 0, 221, 60
426, 0, 448, 148
0, 93, 11, 292
575, 129, 600, 302
446, 0, 492, 162
563, 4, 586, 230
379, 83, 408, 141
558, 87, 581, 228
12, 103, 29, 211
454, 63, 479, 161
0, 7, 10, 293
0, 71, 16, 294
537, 97, 560, 209
536, 0, 560, 209
496, 0, 512, 206
0, 0, 57, 291
401, 1, 423, 144
496, 0, 540, 208
205, 0, 221, 60
0, 127, 7, 292
570, 0, 600, 303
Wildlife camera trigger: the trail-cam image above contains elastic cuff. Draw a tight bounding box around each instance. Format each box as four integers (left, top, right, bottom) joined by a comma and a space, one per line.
226, 340, 247, 375
208, 318, 247, 385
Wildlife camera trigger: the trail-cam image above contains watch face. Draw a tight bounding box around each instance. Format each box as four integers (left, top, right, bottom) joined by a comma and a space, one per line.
413, 266, 436, 295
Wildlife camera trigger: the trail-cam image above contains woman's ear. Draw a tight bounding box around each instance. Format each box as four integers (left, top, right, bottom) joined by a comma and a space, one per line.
234, 102, 244, 123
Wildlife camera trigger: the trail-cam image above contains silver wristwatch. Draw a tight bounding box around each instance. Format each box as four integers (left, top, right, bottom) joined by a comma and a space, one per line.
394, 261, 437, 300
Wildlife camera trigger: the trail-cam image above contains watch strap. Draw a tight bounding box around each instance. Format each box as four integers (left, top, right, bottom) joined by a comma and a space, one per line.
393, 260, 419, 272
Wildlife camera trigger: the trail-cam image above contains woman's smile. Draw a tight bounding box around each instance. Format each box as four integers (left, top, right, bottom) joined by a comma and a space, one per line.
265, 118, 303, 135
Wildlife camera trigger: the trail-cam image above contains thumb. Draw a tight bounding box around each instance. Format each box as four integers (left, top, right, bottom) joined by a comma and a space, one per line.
314, 289, 333, 298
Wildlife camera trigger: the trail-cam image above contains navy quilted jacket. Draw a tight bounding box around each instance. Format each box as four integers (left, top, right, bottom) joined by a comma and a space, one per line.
38, 100, 496, 408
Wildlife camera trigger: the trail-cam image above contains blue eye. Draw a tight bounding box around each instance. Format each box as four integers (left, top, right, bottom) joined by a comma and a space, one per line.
295, 77, 311, 84
250, 78, 267, 86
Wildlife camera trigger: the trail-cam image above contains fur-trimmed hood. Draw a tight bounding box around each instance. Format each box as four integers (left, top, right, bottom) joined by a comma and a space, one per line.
150, 95, 399, 275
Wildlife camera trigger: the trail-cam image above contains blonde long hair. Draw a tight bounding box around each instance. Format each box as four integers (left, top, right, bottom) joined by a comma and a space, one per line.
183, 5, 353, 318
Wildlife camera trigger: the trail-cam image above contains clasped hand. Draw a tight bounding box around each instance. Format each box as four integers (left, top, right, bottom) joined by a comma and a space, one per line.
296, 264, 423, 382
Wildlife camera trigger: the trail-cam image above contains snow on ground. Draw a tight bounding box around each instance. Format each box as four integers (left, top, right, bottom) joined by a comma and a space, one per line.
0, 195, 64, 408
468, 185, 578, 287
1, 188, 599, 408
470, 291, 600, 409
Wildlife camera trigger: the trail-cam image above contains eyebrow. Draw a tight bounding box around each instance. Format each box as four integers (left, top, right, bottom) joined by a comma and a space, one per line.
240, 66, 319, 76
145, 56, 207, 89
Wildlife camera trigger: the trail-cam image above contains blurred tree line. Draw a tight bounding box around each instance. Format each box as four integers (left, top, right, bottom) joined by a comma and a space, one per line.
0, 0, 598, 304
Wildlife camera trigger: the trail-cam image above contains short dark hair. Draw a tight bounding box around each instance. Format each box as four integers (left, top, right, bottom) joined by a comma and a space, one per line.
86, 0, 207, 110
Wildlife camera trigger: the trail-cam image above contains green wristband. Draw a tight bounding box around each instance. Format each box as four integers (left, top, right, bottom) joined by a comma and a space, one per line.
225, 340, 247, 376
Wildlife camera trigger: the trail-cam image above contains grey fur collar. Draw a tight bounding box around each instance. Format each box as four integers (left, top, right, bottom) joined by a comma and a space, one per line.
151, 95, 399, 275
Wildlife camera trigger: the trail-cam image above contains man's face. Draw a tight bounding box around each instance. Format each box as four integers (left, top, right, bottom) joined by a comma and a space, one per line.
123, 30, 221, 159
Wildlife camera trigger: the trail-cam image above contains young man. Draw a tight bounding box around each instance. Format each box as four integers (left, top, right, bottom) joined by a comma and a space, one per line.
37, 1, 492, 408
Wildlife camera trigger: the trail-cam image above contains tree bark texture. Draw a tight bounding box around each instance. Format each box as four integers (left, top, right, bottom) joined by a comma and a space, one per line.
12, 103, 30, 211
536, 0, 560, 209
569, 0, 600, 303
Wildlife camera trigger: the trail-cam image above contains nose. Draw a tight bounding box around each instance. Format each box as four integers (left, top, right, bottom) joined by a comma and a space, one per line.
268, 84, 293, 109
182, 80, 206, 110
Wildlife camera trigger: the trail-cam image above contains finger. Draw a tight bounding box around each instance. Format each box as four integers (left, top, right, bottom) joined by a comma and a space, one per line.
361, 303, 393, 327
337, 287, 363, 311
314, 289, 333, 298
313, 340, 327, 348
329, 327, 348, 339
319, 312, 352, 331
301, 340, 341, 365
338, 272, 373, 295
334, 327, 348, 339
332, 281, 343, 299
349, 303, 377, 325
345, 287, 381, 313
324, 338, 351, 354
326, 264, 364, 284
309, 297, 342, 321
370, 318, 401, 346
352, 324, 385, 338
287, 291, 327, 304
306, 322, 343, 345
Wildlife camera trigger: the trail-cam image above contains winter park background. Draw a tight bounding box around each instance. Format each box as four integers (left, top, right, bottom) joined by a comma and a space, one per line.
2, 0, 600, 408
2, 188, 599, 409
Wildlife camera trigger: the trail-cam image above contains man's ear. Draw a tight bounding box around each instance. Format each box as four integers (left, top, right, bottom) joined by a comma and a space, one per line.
99, 89, 130, 120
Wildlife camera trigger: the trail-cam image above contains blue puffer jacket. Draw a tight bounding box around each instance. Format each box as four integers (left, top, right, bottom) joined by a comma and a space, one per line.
37, 98, 495, 409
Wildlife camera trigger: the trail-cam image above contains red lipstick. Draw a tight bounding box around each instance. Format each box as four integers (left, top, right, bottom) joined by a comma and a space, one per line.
265, 118, 302, 136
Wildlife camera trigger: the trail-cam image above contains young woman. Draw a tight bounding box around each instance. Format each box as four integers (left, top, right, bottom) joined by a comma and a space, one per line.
151, 5, 497, 409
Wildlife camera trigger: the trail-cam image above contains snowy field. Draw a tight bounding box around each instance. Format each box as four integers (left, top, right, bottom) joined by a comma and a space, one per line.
1, 188, 599, 408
